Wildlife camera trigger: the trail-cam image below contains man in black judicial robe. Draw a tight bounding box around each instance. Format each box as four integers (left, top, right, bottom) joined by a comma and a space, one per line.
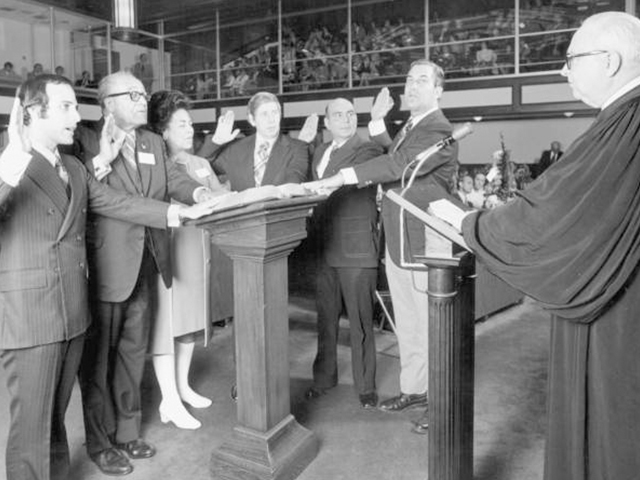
432, 12, 640, 480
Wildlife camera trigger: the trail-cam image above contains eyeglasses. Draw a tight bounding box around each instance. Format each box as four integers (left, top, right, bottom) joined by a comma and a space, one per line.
564, 50, 608, 70
105, 91, 149, 102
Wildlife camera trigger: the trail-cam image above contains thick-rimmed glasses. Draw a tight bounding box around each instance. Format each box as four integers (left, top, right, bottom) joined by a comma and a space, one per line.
564, 50, 608, 70
105, 91, 149, 102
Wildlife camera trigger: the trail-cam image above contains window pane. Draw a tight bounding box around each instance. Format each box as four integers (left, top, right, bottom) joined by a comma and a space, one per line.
429, 0, 514, 79
164, 31, 218, 100
220, 19, 279, 98
519, 0, 626, 34
352, 0, 425, 86
519, 31, 572, 73
282, 7, 348, 92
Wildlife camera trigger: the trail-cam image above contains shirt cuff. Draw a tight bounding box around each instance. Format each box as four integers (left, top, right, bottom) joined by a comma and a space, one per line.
340, 167, 358, 185
368, 119, 387, 137
167, 204, 182, 228
193, 186, 209, 202
91, 156, 112, 181
0, 145, 32, 187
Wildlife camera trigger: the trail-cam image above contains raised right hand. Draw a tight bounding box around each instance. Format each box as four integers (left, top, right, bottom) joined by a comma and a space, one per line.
371, 87, 394, 121
212, 110, 240, 145
8, 95, 31, 154
97, 115, 126, 165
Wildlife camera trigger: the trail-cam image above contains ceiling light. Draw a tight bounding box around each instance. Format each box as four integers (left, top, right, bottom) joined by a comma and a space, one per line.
114, 0, 136, 29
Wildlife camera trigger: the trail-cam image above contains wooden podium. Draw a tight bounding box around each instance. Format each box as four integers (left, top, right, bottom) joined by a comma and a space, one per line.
191, 196, 322, 480
387, 191, 475, 480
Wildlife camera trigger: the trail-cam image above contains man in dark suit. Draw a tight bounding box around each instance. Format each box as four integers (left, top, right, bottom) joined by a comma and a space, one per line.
0, 75, 212, 480
72, 71, 215, 476
197, 91, 309, 190
305, 98, 384, 409
305, 60, 457, 426
535, 140, 563, 177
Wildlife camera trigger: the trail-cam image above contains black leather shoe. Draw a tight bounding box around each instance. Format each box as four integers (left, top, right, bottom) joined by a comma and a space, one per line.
115, 439, 156, 459
305, 386, 328, 399
359, 392, 378, 409
379, 392, 428, 412
411, 410, 429, 435
90, 447, 133, 476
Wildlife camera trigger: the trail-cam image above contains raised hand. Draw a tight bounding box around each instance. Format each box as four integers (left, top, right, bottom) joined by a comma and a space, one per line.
212, 110, 240, 145
297, 113, 319, 144
98, 114, 126, 165
371, 87, 394, 121
8, 96, 31, 153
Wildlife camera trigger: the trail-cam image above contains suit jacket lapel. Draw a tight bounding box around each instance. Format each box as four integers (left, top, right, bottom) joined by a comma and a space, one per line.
111, 149, 143, 194
324, 135, 361, 176
311, 143, 331, 180
136, 131, 153, 195
57, 154, 84, 241
26, 151, 69, 216
243, 136, 257, 187
262, 135, 287, 185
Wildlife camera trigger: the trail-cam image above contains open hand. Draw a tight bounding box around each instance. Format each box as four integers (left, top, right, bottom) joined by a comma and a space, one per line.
371, 87, 394, 121
212, 110, 240, 145
8, 95, 31, 153
297, 114, 319, 144
98, 115, 126, 165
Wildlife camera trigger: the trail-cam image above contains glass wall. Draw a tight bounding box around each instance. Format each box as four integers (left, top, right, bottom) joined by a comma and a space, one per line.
0, 0, 632, 100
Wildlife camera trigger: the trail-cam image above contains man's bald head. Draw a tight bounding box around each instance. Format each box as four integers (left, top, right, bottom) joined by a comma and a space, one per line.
324, 98, 358, 143
562, 12, 640, 108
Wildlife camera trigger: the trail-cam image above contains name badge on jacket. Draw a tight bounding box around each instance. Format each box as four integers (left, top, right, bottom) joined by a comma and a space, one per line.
138, 152, 156, 165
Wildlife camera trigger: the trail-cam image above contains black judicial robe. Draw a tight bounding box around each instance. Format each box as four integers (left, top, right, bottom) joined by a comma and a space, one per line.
461, 84, 640, 480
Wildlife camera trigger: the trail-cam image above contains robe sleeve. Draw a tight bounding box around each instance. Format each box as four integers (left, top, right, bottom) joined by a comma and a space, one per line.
461, 90, 640, 323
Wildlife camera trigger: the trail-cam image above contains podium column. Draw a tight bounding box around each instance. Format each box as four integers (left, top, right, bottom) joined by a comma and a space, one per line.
192, 198, 320, 480
426, 256, 475, 480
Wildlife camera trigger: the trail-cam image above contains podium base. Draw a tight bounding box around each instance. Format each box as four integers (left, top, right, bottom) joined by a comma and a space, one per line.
210, 415, 318, 480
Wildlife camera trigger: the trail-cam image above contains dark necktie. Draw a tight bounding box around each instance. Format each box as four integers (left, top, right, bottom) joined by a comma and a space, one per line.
54, 150, 70, 197
393, 117, 414, 152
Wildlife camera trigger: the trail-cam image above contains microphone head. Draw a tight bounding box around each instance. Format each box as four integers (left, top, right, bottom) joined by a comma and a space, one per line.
452, 122, 473, 141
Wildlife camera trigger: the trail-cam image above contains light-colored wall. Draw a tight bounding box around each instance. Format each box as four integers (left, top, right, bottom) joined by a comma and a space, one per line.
454, 117, 593, 164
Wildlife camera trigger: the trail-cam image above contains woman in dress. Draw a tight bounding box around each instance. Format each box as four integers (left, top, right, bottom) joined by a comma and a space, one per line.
147, 90, 228, 429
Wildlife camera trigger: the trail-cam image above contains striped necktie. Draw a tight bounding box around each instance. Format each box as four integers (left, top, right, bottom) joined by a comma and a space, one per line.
54, 150, 70, 196
393, 117, 414, 152
254, 141, 270, 186
122, 132, 136, 167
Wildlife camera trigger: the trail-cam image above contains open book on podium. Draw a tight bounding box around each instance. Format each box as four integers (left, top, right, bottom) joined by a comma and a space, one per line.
203, 183, 313, 214
386, 190, 471, 268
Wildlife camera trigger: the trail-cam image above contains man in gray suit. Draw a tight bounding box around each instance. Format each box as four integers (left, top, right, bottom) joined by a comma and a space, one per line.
0, 75, 212, 480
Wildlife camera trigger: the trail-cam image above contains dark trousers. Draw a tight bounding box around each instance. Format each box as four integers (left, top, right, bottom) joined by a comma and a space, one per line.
312, 262, 377, 395
1, 335, 84, 480
78, 253, 155, 455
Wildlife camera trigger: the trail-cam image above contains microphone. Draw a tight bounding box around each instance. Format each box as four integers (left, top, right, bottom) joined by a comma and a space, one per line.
401, 122, 474, 194
414, 122, 474, 163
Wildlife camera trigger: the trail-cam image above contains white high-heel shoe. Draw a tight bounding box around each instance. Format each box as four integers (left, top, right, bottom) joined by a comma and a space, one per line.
159, 401, 201, 430
180, 390, 212, 409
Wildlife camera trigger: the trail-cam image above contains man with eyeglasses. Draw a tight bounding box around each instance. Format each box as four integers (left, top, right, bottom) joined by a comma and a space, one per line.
0, 74, 214, 480
430, 11, 640, 480
305, 60, 457, 429
304, 98, 384, 409
71, 71, 218, 476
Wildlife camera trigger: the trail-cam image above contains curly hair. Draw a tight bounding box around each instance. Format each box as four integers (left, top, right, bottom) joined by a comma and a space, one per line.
147, 89, 191, 135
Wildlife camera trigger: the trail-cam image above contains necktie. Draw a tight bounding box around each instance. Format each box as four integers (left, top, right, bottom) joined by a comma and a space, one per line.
254, 141, 270, 186
54, 151, 70, 197
393, 117, 414, 152
316, 143, 337, 179
122, 132, 136, 167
